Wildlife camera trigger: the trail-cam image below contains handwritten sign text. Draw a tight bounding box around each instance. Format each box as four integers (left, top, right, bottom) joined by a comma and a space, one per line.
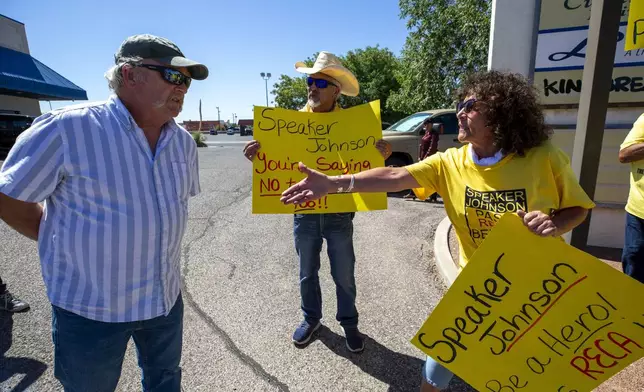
252, 102, 387, 214
412, 213, 644, 391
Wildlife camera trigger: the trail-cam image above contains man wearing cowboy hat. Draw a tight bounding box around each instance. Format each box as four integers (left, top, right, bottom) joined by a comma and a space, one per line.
243, 52, 391, 353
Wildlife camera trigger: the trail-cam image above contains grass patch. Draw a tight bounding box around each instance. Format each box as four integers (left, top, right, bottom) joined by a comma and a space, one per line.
191, 132, 207, 147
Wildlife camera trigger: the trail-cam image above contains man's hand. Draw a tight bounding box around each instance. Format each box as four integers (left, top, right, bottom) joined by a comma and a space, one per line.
517, 210, 557, 237
280, 163, 333, 205
376, 139, 392, 160
243, 140, 260, 161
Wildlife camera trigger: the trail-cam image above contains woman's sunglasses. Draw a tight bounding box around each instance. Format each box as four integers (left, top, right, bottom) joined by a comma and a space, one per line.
138, 64, 192, 88
456, 98, 479, 113
307, 77, 338, 89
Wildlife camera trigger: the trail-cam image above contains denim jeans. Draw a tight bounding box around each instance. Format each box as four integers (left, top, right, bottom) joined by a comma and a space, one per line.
294, 213, 358, 327
422, 356, 453, 389
622, 212, 644, 283
51, 294, 183, 392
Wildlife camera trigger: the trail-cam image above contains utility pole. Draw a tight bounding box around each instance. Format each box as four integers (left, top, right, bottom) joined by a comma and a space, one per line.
260, 72, 272, 106
216, 106, 221, 129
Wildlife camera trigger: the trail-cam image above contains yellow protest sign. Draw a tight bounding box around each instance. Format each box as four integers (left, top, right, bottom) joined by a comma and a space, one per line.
252, 101, 387, 214
412, 213, 644, 392
626, 0, 644, 50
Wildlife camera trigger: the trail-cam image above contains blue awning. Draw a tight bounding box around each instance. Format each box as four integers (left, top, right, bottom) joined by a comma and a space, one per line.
0, 46, 87, 101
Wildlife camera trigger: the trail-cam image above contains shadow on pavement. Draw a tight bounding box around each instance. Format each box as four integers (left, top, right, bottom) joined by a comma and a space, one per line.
0, 312, 47, 391
387, 190, 412, 198
315, 326, 475, 392
316, 325, 423, 391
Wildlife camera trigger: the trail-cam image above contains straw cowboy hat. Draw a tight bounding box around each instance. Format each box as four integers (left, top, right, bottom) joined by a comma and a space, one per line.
295, 51, 359, 97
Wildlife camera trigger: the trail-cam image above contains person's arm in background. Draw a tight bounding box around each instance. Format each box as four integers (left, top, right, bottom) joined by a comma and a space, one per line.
619, 142, 644, 163
619, 114, 644, 163
419, 132, 431, 161
428, 130, 439, 156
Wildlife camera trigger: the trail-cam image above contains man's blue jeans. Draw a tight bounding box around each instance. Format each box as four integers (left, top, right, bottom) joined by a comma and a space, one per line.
622, 212, 644, 283
294, 213, 359, 327
51, 294, 183, 392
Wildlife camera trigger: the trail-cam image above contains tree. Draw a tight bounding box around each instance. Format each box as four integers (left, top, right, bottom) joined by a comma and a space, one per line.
271, 75, 308, 110
387, 0, 492, 114
271, 55, 314, 110
339, 46, 404, 123
271, 48, 404, 122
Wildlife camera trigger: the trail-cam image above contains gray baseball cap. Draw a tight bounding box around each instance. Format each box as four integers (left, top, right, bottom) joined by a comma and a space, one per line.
115, 34, 208, 80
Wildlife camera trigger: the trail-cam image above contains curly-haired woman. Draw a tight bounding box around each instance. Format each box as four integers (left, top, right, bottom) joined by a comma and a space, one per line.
279, 70, 595, 391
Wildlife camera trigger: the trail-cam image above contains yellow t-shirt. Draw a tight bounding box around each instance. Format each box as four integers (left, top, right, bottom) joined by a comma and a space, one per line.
406, 141, 595, 269
620, 114, 644, 219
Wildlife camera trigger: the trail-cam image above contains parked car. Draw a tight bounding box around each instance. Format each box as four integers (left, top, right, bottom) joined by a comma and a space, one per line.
240, 126, 253, 136
226, 128, 235, 135
382, 109, 460, 167
209, 128, 217, 135
0, 112, 34, 154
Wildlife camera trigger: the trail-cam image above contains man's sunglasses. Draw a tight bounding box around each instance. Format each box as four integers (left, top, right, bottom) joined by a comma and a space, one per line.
456, 98, 479, 113
138, 64, 191, 88
307, 77, 338, 89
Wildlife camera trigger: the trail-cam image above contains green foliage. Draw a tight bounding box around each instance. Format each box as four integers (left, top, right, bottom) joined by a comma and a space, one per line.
271, 75, 309, 110
271, 48, 404, 122
338, 46, 404, 123
387, 0, 492, 114
271, 55, 315, 110
191, 132, 207, 147
270, 1, 491, 118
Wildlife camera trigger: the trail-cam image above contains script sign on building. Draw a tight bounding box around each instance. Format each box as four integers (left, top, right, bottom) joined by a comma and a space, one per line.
534, 0, 643, 105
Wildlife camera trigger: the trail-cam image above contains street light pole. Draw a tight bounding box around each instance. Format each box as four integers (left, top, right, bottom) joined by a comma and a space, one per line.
216, 106, 221, 129
260, 72, 272, 106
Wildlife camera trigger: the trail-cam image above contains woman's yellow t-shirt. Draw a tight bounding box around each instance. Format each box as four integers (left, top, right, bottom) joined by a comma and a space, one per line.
405, 141, 595, 269
620, 113, 644, 219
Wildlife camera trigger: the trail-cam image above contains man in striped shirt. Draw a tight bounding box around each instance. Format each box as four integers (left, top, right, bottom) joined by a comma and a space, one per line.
0, 34, 207, 391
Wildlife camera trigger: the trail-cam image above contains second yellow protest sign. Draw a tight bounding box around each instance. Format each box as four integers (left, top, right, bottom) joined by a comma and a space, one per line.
252, 101, 387, 214
626, 0, 644, 51
412, 213, 644, 392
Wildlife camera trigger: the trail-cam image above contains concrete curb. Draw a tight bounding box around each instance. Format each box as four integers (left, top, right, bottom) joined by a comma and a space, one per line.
433, 216, 458, 286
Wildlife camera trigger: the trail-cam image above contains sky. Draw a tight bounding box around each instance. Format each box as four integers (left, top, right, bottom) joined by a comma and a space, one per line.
2, 0, 410, 123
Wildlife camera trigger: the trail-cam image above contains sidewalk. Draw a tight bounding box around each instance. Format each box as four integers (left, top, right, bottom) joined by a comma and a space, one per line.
436, 217, 643, 392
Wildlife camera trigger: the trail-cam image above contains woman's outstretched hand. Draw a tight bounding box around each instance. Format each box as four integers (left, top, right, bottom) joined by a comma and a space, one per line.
280, 163, 333, 205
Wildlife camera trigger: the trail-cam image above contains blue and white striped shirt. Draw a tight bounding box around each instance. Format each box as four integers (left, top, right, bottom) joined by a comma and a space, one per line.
0, 95, 200, 322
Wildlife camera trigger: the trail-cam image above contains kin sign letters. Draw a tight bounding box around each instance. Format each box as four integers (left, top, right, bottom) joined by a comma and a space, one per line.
534, 0, 643, 105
